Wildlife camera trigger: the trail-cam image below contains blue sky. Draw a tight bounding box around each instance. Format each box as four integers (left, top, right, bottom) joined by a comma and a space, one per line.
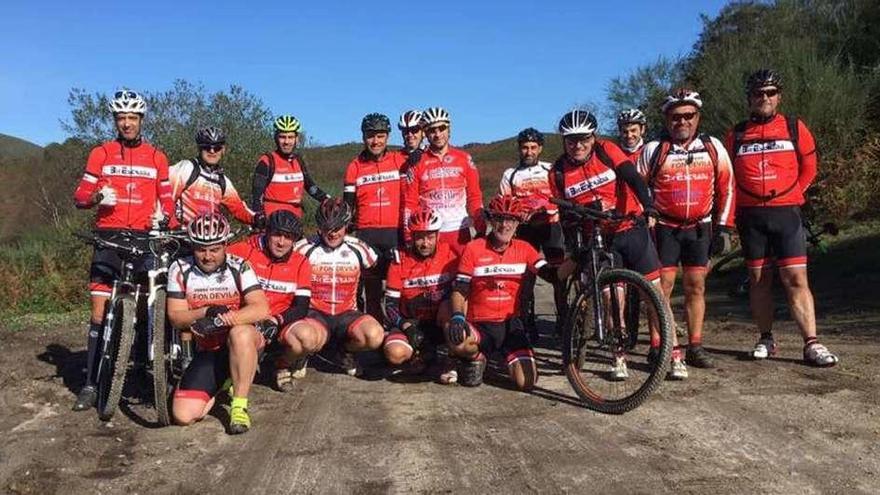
0, 0, 729, 147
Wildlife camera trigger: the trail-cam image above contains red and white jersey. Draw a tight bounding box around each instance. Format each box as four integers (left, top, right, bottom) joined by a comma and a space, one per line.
73, 139, 174, 231
498, 160, 559, 223
637, 136, 735, 228
227, 234, 312, 317
294, 235, 378, 315
385, 243, 458, 321
403, 146, 483, 237
724, 113, 817, 208
167, 254, 262, 350
343, 151, 406, 229
457, 238, 546, 323
169, 159, 255, 226
620, 141, 644, 163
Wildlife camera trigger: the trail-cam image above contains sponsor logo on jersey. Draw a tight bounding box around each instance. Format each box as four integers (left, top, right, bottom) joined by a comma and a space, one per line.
564, 169, 616, 199
736, 140, 795, 156
272, 172, 305, 183
402, 273, 453, 289
423, 167, 462, 181
659, 172, 712, 182
258, 277, 296, 293
356, 171, 400, 186
473, 263, 527, 276
102, 164, 158, 179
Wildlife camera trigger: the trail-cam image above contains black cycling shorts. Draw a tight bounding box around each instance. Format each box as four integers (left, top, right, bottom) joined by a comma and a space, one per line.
304, 309, 372, 344
470, 318, 534, 365
736, 206, 807, 269
609, 223, 661, 281
88, 230, 152, 296
654, 222, 712, 271
174, 348, 230, 403
516, 222, 565, 264
383, 321, 445, 350
355, 227, 399, 274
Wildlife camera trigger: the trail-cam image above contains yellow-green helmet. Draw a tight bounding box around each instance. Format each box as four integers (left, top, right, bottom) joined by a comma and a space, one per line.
274, 115, 302, 134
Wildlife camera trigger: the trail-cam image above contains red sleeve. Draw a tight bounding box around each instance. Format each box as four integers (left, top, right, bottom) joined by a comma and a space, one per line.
402, 161, 421, 242
386, 259, 402, 293
155, 150, 174, 218
222, 180, 255, 224
73, 146, 107, 208
464, 153, 486, 234
796, 120, 818, 194
723, 129, 736, 158
603, 141, 630, 168
457, 242, 475, 280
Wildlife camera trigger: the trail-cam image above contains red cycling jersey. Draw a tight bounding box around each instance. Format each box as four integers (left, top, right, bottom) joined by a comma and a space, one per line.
385, 242, 458, 322
498, 160, 559, 223
402, 146, 484, 240
456, 238, 546, 323
294, 235, 377, 315
638, 136, 735, 228
256, 151, 312, 217
724, 113, 817, 208
343, 151, 406, 229
548, 140, 643, 233
227, 234, 312, 318
73, 140, 174, 230
169, 159, 254, 226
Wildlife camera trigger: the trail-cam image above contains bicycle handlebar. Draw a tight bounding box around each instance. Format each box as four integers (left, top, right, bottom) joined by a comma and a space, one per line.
76, 229, 189, 257
550, 198, 621, 221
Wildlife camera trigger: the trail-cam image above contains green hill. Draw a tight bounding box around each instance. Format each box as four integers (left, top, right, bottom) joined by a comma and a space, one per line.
0, 133, 42, 161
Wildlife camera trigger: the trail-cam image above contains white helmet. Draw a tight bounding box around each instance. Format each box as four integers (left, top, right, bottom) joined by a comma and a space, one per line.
109, 89, 147, 115
661, 88, 703, 114
617, 108, 647, 127
558, 109, 598, 136
421, 107, 451, 127
398, 110, 424, 130
187, 212, 231, 246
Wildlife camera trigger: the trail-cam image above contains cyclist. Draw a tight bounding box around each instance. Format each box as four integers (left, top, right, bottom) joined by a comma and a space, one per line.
548, 110, 680, 379
383, 208, 459, 375
617, 108, 648, 161
446, 195, 560, 389
167, 213, 270, 434
343, 113, 409, 320
251, 115, 330, 222
637, 89, 735, 376
402, 107, 485, 255
724, 69, 838, 366
71, 89, 174, 411
398, 110, 425, 157
498, 127, 566, 333
227, 210, 315, 392
169, 126, 256, 227
287, 199, 385, 378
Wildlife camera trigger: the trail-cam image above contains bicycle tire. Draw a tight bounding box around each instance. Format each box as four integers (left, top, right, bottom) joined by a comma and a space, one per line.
563, 268, 673, 414
709, 247, 743, 274
151, 288, 171, 426
97, 296, 137, 421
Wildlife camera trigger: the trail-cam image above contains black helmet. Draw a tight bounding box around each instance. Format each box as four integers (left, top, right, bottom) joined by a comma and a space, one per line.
517, 127, 544, 146
558, 109, 598, 136
195, 126, 226, 147
266, 210, 303, 239
361, 113, 391, 133
746, 69, 783, 94
315, 198, 352, 232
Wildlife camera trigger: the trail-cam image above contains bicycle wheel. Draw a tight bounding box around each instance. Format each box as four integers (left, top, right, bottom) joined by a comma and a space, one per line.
563, 268, 673, 414
709, 247, 743, 274
97, 296, 137, 421
150, 288, 171, 426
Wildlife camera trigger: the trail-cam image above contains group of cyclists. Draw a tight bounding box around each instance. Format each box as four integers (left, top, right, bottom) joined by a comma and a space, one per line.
70, 68, 839, 434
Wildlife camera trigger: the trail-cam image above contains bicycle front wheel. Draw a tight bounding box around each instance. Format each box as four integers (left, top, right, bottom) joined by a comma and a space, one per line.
97, 296, 137, 421
563, 268, 673, 414
150, 288, 171, 426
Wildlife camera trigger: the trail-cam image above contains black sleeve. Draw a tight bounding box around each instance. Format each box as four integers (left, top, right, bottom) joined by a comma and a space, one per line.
277, 295, 310, 326
251, 159, 271, 212
298, 154, 329, 202
537, 264, 559, 284
384, 295, 402, 328
617, 161, 653, 211
343, 191, 357, 226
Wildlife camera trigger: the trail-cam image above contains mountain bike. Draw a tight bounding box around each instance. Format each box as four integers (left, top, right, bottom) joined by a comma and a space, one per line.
77, 229, 186, 423
553, 199, 673, 414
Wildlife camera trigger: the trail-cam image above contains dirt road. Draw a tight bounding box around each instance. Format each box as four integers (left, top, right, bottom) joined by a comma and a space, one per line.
2, 279, 879, 494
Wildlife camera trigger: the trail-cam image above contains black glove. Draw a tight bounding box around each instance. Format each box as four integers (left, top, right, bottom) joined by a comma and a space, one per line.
401, 319, 424, 350
252, 212, 267, 230
205, 305, 230, 319
192, 316, 228, 336
258, 319, 280, 341
711, 227, 733, 256
447, 313, 470, 346
158, 215, 170, 231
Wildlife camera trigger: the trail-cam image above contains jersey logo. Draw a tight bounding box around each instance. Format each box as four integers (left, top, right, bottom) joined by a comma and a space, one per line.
102, 164, 158, 179
402, 273, 453, 289
736, 140, 795, 156
356, 171, 400, 186
258, 277, 296, 293
564, 169, 616, 199
473, 263, 527, 276
272, 172, 305, 183
424, 167, 461, 180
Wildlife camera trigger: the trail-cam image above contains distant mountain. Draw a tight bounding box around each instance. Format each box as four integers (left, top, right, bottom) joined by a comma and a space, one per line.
0, 133, 42, 161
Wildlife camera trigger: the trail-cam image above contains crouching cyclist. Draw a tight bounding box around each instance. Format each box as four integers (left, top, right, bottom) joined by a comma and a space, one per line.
286, 199, 386, 378
383, 208, 459, 375
167, 213, 270, 434
445, 195, 561, 390
227, 210, 314, 392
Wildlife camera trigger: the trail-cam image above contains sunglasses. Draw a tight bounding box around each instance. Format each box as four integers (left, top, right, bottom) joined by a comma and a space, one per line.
670, 112, 698, 123
114, 90, 140, 99
426, 125, 449, 133
200, 144, 224, 153
750, 88, 779, 99
402, 127, 422, 135
563, 135, 593, 146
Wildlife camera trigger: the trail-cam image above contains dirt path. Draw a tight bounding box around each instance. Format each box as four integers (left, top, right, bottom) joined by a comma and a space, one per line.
2, 281, 879, 494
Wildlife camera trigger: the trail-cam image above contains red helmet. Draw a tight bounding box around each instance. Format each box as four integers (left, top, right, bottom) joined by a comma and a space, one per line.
486, 195, 528, 221
188, 212, 231, 246
409, 207, 442, 232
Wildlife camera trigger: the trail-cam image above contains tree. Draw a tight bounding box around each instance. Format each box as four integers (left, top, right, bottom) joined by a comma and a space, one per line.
606, 56, 685, 139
